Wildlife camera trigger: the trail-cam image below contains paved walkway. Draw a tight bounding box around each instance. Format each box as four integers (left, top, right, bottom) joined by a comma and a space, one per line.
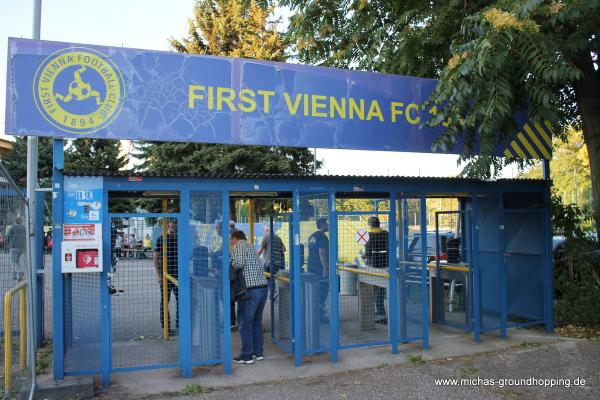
93, 326, 599, 399
159, 337, 599, 400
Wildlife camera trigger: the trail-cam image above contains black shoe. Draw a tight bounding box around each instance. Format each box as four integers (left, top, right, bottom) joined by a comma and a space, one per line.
374, 317, 388, 325
233, 356, 254, 364
252, 354, 264, 361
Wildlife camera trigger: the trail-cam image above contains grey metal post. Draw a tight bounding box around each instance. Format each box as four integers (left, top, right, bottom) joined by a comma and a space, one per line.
27, 1, 42, 398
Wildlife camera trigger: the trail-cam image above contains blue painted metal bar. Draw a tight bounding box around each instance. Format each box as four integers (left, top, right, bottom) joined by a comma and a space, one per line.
221, 190, 232, 374
292, 190, 302, 366
191, 359, 224, 367
52, 139, 65, 380
64, 370, 101, 377
272, 337, 293, 353
328, 191, 339, 362
101, 175, 546, 195
419, 193, 429, 349
35, 190, 44, 348
179, 190, 192, 378
388, 193, 399, 354
499, 193, 507, 338
465, 210, 473, 334
543, 183, 554, 332
301, 347, 331, 355
434, 212, 441, 322
400, 198, 409, 341
471, 194, 481, 342
339, 341, 391, 351
111, 364, 180, 373
269, 216, 276, 343
507, 320, 546, 329
100, 188, 112, 386
332, 210, 389, 216
107, 212, 180, 218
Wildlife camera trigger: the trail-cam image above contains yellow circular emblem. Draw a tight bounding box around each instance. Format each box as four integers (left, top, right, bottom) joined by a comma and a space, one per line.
33, 47, 125, 134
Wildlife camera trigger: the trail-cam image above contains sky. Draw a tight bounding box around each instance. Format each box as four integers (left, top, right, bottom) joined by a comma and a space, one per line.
0, 0, 519, 178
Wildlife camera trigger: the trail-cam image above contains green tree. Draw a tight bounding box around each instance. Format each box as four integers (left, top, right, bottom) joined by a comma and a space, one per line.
2, 137, 53, 187
64, 139, 128, 173
136, 0, 320, 219
525, 129, 592, 210
284, 0, 600, 230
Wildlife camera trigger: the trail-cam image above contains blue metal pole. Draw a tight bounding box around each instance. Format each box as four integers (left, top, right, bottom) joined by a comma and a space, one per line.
388, 193, 399, 354
471, 194, 481, 342
328, 191, 339, 362
100, 188, 111, 386
51, 139, 64, 380
499, 193, 507, 338
543, 183, 554, 332
179, 189, 192, 378
419, 193, 429, 349
269, 216, 275, 342
221, 191, 232, 374
292, 190, 303, 366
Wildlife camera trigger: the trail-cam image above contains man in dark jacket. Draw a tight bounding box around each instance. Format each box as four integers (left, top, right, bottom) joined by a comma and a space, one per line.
363, 216, 389, 324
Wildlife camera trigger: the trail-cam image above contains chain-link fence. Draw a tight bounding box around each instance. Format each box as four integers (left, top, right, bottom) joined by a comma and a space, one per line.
0, 162, 35, 399
337, 211, 390, 348
267, 213, 293, 352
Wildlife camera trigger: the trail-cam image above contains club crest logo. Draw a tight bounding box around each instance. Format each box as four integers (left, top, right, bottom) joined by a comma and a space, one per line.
33, 47, 124, 134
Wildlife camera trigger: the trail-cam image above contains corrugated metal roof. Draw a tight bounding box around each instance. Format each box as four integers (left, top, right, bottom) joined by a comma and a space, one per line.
63, 170, 545, 183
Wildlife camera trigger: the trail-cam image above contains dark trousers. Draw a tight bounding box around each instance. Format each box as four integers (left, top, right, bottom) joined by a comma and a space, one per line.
231, 301, 237, 326
238, 287, 268, 358
374, 287, 386, 317
160, 281, 179, 330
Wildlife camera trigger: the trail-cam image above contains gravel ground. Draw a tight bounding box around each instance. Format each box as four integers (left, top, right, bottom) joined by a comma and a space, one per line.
125, 338, 599, 400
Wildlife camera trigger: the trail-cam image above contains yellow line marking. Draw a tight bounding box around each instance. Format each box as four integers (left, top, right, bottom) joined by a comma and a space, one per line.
523, 123, 551, 159
510, 141, 527, 158
533, 122, 552, 147
517, 132, 540, 159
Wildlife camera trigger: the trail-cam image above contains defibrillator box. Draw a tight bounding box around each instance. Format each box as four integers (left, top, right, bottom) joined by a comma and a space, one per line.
61, 241, 103, 273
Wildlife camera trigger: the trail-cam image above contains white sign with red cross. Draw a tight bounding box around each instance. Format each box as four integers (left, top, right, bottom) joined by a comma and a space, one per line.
356, 229, 369, 245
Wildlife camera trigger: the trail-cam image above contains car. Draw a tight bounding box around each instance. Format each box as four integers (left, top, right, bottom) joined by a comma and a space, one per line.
406, 231, 456, 262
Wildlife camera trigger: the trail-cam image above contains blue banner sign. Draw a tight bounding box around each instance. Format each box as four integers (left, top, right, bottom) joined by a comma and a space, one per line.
5, 38, 551, 159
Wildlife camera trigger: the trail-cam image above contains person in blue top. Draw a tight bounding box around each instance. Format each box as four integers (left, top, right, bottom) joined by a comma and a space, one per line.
307, 218, 329, 321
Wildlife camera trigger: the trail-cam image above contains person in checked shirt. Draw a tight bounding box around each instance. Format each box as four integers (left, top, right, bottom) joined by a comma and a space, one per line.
230, 230, 268, 364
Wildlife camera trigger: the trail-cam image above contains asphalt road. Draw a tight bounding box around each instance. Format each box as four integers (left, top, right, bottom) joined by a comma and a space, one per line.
141, 338, 599, 400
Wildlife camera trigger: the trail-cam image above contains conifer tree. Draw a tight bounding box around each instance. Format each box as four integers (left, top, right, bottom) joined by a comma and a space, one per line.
135, 0, 320, 181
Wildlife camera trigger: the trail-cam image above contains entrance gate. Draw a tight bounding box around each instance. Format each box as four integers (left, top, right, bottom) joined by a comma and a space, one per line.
336, 210, 393, 349
109, 215, 180, 370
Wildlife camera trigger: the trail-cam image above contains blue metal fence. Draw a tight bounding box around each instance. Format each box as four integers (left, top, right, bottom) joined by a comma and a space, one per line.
50, 173, 552, 381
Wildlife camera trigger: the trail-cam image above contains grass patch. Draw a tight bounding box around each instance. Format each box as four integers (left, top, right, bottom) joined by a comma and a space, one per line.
36, 349, 51, 375
497, 388, 521, 398
407, 354, 424, 365
460, 364, 479, 375
182, 384, 211, 395
516, 341, 543, 349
